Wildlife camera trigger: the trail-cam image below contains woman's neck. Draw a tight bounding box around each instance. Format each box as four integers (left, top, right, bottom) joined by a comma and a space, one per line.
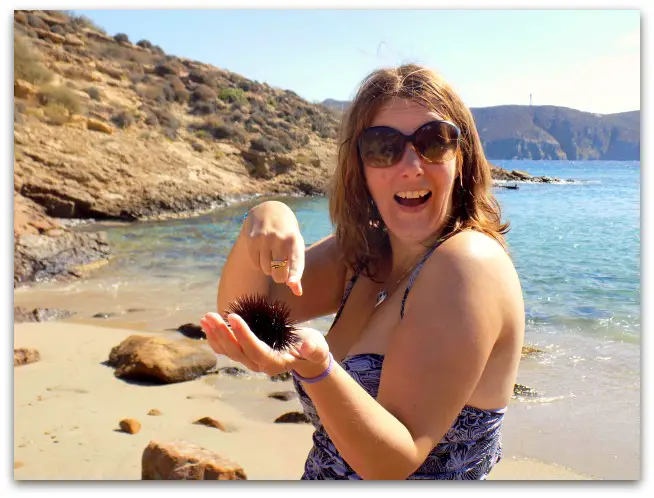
385, 230, 443, 281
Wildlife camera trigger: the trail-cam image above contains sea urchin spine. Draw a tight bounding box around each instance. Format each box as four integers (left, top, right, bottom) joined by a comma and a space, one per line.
225, 294, 300, 352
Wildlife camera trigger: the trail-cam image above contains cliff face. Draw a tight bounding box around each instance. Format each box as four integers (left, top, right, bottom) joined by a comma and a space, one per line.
322, 102, 640, 161
472, 105, 640, 160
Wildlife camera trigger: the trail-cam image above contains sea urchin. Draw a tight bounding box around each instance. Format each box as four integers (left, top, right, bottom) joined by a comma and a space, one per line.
225, 294, 300, 352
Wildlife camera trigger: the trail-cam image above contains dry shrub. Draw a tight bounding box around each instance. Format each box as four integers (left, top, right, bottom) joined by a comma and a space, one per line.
43, 103, 69, 125
14, 35, 53, 85
37, 85, 83, 115
190, 118, 247, 143
111, 110, 134, 129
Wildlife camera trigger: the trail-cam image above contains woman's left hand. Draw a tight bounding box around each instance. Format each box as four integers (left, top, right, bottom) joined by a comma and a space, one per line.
200, 312, 330, 377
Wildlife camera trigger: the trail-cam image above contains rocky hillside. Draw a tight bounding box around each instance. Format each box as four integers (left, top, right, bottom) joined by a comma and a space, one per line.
322, 102, 640, 161
13, 10, 342, 285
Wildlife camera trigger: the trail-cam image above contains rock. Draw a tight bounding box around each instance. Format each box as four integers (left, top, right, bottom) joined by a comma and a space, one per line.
268, 391, 297, 401
269, 372, 292, 382
177, 323, 206, 340
513, 383, 540, 398
147, 409, 162, 416
39, 13, 68, 26
33, 27, 66, 44
14, 79, 37, 100
14, 231, 110, 287
82, 29, 115, 44
92, 313, 116, 319
95, 62, 124, 80
87, 118, 114, 135
14, 307, 75, 323
119, 418, 141, 434
107, 335, 217, 384
193, 417, 227, 432
14, 348, 40, 367
510, 169, 532, 180
274, 411, 310, 424
64, 34, 84, 46
217, 366, 249, 377
142, 440, 247, 480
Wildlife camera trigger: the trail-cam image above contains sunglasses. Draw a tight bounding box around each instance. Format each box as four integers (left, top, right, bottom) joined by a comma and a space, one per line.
357, 120, 461, 168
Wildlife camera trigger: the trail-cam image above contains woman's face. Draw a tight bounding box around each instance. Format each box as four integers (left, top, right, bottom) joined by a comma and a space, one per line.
363, 98, 458, 245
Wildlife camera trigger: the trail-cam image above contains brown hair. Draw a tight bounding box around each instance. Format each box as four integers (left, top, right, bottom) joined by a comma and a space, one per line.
329, 63, 510, 278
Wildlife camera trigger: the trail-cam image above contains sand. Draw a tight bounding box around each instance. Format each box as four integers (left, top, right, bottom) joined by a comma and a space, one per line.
13, 322, 593, 481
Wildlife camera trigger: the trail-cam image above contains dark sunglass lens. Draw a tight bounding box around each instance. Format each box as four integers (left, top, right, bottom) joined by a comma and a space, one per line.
359, 128, 405, 167
415, 122, 459, 162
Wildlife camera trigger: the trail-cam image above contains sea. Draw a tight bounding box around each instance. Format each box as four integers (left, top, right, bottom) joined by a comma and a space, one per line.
14, 160, 641, 480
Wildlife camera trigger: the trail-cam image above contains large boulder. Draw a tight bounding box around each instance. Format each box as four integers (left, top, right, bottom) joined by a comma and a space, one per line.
107, 335, 217, 384
141, 440, 247, 480
14, 230, 110, 287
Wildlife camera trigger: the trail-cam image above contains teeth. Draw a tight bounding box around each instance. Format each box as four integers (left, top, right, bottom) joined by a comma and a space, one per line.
395, 190, 430, 199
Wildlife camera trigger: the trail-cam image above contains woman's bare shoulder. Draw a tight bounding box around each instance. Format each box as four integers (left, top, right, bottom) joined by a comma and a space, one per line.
437, 230, 510, 262
414, 230, 521, 311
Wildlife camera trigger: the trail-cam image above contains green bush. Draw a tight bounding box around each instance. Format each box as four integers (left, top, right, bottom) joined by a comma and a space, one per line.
194, 130, 211, 141
114, 33, 130, 43
14, 36, 53, 85
218, 87, 246, 105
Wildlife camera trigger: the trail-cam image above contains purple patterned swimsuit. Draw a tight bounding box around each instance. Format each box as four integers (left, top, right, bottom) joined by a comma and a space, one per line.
292, 241, 506, 480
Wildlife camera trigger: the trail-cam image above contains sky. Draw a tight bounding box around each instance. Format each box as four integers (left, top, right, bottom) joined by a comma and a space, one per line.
48, 9, 629, 115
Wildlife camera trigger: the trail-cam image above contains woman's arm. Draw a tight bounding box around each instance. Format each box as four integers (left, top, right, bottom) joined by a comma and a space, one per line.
295, 235, 512, 479
217, 200, 347, 323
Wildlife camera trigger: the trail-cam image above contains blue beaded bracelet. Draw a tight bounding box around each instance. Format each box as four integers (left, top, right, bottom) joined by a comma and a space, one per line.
291, 353, 334, 384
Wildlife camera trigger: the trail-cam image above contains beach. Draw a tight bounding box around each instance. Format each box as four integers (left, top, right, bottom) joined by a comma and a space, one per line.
14, 320, 594, 481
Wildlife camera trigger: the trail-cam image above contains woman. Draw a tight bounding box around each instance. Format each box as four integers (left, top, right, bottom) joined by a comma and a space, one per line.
200, 64, 525, 480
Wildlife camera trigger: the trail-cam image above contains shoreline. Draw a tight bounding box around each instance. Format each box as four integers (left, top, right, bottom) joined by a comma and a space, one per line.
14, 321, 596, 480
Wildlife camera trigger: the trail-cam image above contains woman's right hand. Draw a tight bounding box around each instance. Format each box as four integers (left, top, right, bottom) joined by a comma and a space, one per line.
243, 201, 305, 296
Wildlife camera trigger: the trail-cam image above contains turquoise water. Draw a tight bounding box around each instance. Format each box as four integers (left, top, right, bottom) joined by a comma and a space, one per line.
87, 160, 641, 342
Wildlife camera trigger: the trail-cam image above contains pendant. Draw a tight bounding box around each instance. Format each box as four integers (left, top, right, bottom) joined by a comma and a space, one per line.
375, 289, 388, 308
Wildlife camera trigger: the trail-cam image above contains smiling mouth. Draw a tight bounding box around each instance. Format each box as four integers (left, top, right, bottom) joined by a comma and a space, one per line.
394, 190, 432, 207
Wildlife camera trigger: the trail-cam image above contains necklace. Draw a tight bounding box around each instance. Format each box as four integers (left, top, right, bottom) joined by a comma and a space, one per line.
374, 257, 424, 308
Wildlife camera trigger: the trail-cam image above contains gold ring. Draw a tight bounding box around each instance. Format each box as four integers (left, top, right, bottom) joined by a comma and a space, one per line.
270, 259, 288, 270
